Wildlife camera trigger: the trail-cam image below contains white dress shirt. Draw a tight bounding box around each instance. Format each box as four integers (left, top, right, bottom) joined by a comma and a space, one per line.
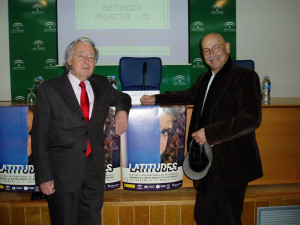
201, 72, 215, 114
68, 72, 94, 119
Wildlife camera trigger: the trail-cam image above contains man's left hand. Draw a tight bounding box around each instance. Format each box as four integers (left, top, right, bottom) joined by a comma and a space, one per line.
115, 110, 128, 135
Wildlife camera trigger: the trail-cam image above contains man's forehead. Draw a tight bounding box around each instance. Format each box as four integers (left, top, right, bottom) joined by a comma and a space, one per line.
74, 42, 93, 49
202, 38, 221, 48
202, 33, 224, 45
76, 49, 95, 55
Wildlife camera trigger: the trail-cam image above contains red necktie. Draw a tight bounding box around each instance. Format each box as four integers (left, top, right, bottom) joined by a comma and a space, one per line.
79, 82, 91, 157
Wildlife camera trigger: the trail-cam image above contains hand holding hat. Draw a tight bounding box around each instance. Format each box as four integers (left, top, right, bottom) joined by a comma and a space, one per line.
183, 140, 213, 180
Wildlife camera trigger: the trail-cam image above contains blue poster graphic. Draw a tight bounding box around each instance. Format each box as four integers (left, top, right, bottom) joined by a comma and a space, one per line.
0, 106, 28, 166
126, 106, 161, 166
0, 106, 37, 192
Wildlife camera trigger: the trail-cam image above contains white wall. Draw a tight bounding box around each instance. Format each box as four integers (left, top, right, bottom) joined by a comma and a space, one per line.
0, 0, 11, 101
236, 0, 300, 97
1, 0, 299, 100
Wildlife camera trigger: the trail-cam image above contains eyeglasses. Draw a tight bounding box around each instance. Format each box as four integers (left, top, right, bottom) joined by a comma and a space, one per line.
201, 43, 225, 56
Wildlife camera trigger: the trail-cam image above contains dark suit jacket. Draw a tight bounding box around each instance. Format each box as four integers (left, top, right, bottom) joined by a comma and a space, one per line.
32, 71, 131, 192
155, 61, 263, 185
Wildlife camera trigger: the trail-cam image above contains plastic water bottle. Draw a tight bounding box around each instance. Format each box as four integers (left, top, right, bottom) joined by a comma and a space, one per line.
35, 76, 44, 94
27, 88, 36, 106
262, 75, 271, 104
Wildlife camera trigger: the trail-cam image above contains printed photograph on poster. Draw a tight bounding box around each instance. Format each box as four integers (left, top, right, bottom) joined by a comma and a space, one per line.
0, 106, 39, 192
121, 105, 187, 191
104, 107, 121, 190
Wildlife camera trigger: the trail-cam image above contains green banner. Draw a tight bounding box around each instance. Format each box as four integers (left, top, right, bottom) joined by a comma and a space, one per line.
161, 65, 190, 93
189, 0, 236, 85
8, 0, 235, 102
9, 0, 58, 102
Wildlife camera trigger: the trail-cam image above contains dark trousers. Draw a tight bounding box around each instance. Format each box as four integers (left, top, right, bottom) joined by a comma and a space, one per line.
47, 155, 104, 225
194, 164, 248, 225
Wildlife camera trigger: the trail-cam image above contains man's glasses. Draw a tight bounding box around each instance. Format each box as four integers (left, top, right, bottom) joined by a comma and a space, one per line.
201, 43, 225, 56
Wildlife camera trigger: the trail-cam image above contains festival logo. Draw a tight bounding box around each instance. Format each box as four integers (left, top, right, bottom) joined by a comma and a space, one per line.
44, 21, 56, 32
191, 21, 205, 32
172, 75, 187, 86
12, 59, 26, 70
31, 4, 44, 15
32, 40, 45, 51
192, 58, 206, 69
11, 22, 25, 33
211, 4, 224, 14
44, 59, 57, 70
224, 21, 236, 32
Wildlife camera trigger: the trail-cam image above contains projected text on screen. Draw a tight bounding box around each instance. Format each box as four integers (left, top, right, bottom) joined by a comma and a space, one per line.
58, 0, 188, 65
76, 0, 170, 29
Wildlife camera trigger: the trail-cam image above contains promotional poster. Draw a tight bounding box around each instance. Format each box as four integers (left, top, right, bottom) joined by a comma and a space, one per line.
0, 106, 38, 192
121, 105, 187, 191
104, 107, 121, 190
0, 106, 121, 192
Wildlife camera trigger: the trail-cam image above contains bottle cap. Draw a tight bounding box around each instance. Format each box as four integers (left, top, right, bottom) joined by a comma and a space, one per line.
265, 75, 269, 79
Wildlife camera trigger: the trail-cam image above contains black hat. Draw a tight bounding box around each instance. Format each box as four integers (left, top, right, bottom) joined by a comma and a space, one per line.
183, 140, 212, 180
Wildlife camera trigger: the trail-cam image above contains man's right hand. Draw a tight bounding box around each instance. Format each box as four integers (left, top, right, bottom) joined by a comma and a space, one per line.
140, 95, 156, 105
40, 180, 55, 195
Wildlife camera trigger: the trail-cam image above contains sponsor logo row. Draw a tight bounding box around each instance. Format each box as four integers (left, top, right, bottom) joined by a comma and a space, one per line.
11, 3, 231, 34
1, 184, 40, 192
11, 21, 56, 33
12, 59, 57, 71
124, 182, 182, 191
191, 21, 236, 33
12, 59, 188, 84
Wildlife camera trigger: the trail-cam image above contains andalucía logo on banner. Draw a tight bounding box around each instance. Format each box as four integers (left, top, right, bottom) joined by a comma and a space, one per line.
211, 4, 224, 14
192, 58, 206, 69
32, 40, 45, 51
224, 21, 236, 32
11, 22, 25, 33
44, 21, 56, 32
191, 21, 205, 32
172, 75, 187, 86
14, 96, 26, 102
12, 60, 26, 70
44, 59, 57, 70
31, 4, 44, 15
